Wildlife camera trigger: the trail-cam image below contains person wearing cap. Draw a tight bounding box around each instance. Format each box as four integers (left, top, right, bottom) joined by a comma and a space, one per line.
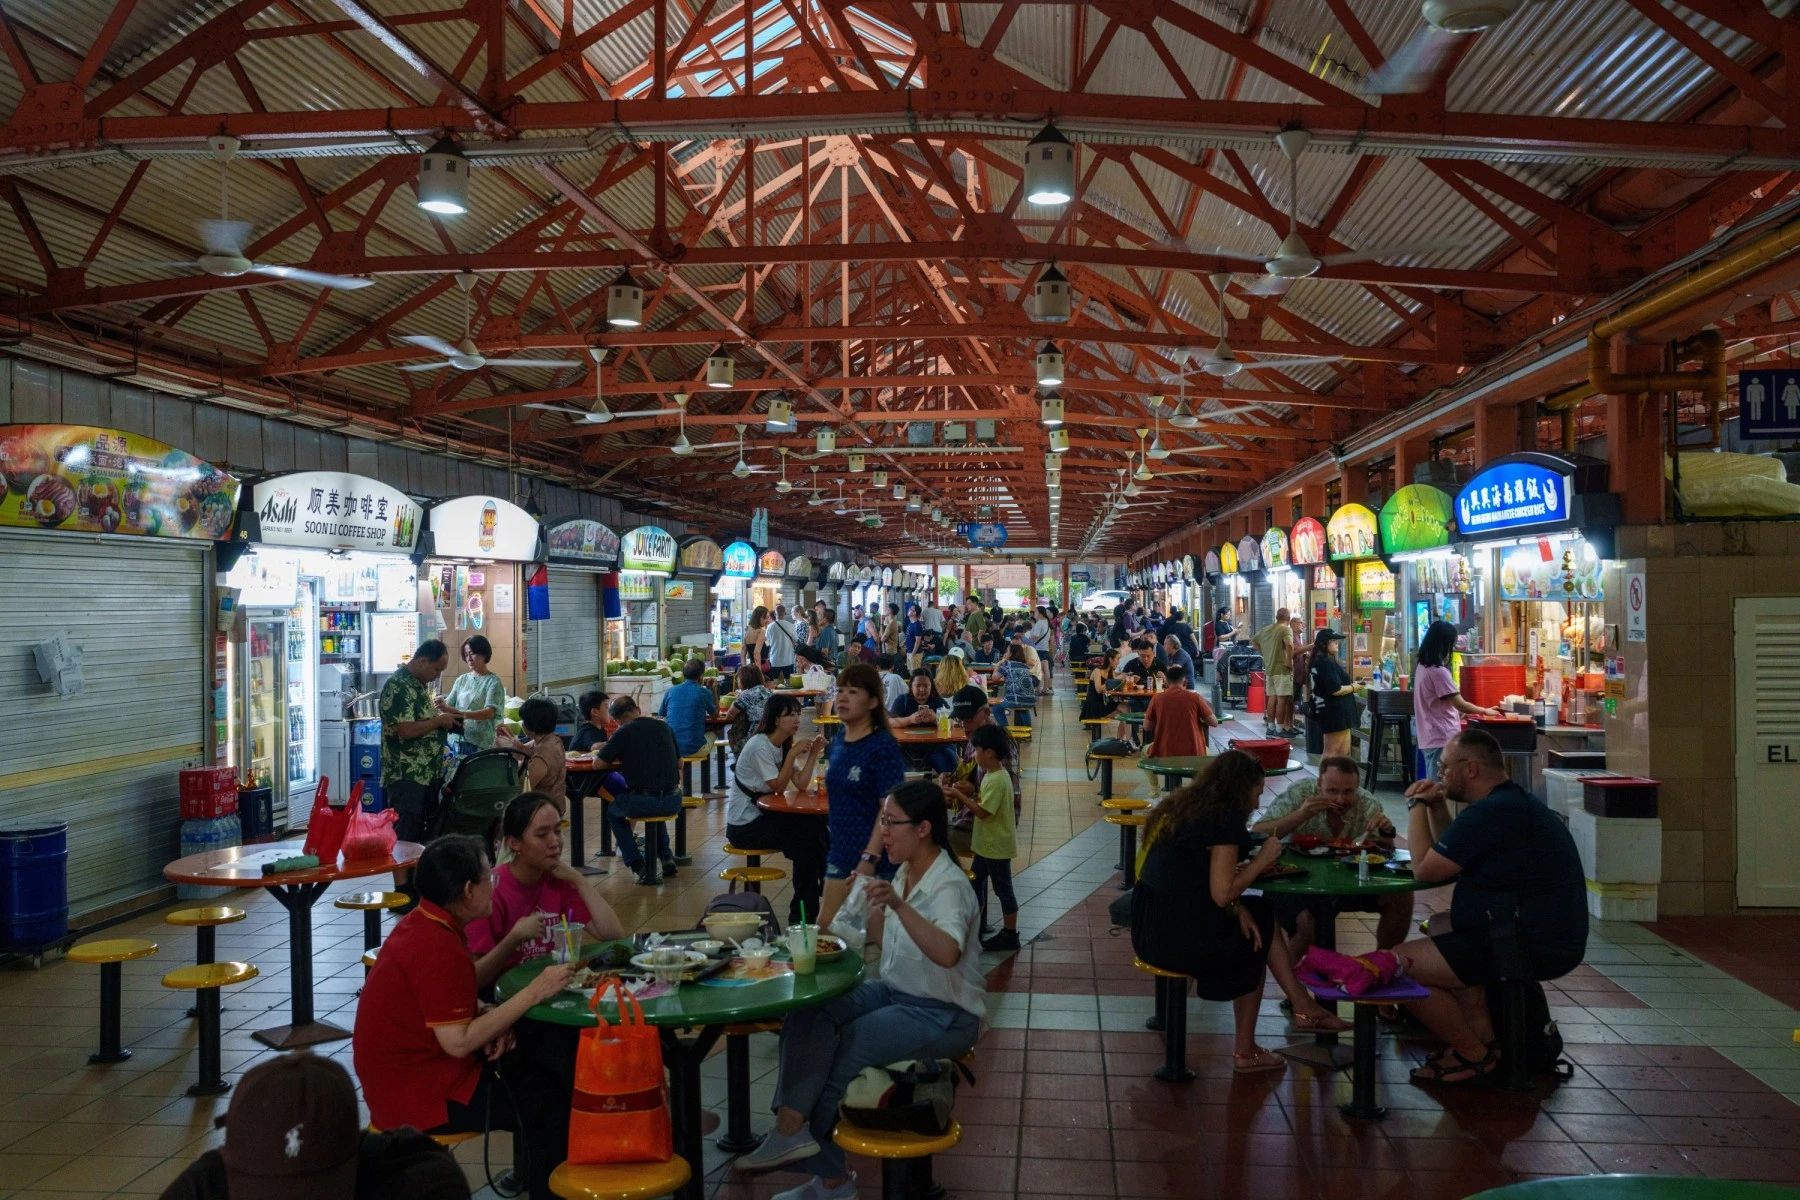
938, 685, 1021, 820
159, 1051, 471, 1200
1308, 627, 1358, 757
353, 835, 575, 1200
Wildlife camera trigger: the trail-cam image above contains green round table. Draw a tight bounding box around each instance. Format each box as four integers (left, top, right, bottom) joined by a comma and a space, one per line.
1140, 755, 1206, 793
498, 948, 864, 1200
1468, 1179, 1800, 1200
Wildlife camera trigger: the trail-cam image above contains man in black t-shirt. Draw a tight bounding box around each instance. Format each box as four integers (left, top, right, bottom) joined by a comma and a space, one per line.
595, 695, 684, 884
1396, 728, 1587, 1084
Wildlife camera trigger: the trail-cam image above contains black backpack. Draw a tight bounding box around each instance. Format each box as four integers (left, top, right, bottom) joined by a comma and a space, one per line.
1486, 978, 1574, 1079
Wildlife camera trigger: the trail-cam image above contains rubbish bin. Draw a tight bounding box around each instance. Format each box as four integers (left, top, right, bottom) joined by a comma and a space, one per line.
1246, 670, 1266, 715
0, 823, 68, 949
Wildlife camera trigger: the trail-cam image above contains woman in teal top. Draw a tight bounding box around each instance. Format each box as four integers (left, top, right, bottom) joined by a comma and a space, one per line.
440, 635, 507, 753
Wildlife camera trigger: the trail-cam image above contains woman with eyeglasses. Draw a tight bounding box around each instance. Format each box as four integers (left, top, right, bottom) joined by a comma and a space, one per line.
732, 780, 982, 1199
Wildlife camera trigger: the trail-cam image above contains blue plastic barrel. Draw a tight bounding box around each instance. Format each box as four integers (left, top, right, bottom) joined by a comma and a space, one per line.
0, 823, 69, 949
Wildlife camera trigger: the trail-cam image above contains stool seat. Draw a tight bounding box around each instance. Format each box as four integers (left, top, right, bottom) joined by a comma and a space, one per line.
811, 715, 843, 725
720, 865, 786, 885
1078, 718, 1110, 727
549, 1156, 692, 1200
1101, 798, 1150, 811
833, 1117, 962, 1159
165, 906, 246, 928
722, 1019, 783, 1037
1133, 956, 1187, 980
162, 961, 258, 990
362, 948, 379, 968
1087, 751, 1132, 761
680, 795, 705, 809
1004, 726, 1033, 740
680, 748, 711, 763
723, 844, 777, 857
368, 1124, 480, 1147
335, 891, 410, 911
69, 938, 159, 965
637, 814, 678, 824
1104, 813, 1147, 827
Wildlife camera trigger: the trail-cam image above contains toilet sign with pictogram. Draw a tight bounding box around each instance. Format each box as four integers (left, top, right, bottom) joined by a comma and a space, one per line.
1626, 571, 1646, 642
1737, 369, 1800, 438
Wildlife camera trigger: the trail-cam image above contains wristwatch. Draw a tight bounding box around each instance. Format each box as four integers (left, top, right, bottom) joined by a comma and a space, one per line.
1406, 797, 1432, 811
859, 851, 881, 866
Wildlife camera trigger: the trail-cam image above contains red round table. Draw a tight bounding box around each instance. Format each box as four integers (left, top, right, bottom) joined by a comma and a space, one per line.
758, 786, 829, 815
164, 838, 423, 1050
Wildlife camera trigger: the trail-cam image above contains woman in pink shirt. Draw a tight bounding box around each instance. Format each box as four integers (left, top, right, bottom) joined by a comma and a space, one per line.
1412, 621, 1500, 783
466, 792, 626, 987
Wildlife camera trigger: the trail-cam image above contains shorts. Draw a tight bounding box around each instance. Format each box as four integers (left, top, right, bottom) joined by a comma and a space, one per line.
1420, 746, 1444, 781
384, 777, 441, 844
1431, 927, 1579, 988
825, 857, 898, 882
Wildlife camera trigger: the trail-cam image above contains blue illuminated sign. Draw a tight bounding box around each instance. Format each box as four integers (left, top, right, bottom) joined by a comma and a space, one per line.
961, 522, 1008, 548
721, 540, 757, 578
1455, 453, 1575, 539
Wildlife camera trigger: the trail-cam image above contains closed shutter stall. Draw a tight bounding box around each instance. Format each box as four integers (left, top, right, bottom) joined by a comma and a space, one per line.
0, 533, 207, 919
1252, 580, 1274, 635
532, 569, 602, 693
664, 585, 711, 645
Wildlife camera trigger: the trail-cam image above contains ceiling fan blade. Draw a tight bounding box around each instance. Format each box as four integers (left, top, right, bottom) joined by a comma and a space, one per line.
480, 357, 585, 368
79, 258, 202, 272
1317, 238, 1469, 267
1237, 355, 1345, 370
1363, 26, 1464, 95
398, 361, 451, 372
197, 218, 252, 257
399, 333, 460, 358
523, 403, 589, 415
1244, 275, 1293, 296
252, 263, 373, 290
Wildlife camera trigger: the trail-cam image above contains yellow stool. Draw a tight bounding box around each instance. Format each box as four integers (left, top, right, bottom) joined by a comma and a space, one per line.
723, 843, 778, 869
719, 865, 786, 895
833, 1116, 962, 1200
1101, 798, 1150, 811
680, 745, 715, 798
68, 937, 159, 1065
334, 890, 410, 972
166, 905, 246, 1016
549, 1155, 692, 1199
162, 961, 259, 1096
634, 815, 679, 885
1134, 956, 1196, 1083
1104, 812, 1148, 889
812, 714, 844, 727
718, 1020, 784, 1153
361, 947, 379, 969
1079, 717, 1111, 744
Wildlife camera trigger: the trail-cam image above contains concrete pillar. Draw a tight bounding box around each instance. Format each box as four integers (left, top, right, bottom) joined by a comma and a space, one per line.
1301, 482, 1327, 518
1339, 464, 1369, 507
1607, 340, 1666, 526
1395, 436, 1430, 489
1475, 401, 1522, 465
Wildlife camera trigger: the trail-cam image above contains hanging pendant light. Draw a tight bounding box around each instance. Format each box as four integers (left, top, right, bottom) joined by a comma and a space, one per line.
871, 470, 887, 488
1036, 341, 1065, 387
816, 428, 837, 454
669, 392, 693, 455
1022, 122, 1075, 206
766, 395, 794, 432
1040, 390, 1065, 427
706, 347, 735, 389
1034, 264, 1070, 323
893, 483, 906, 501
775, 447, 793, 493
907, 492, 922, 512
847, 452, 865, 473
416, 137, 470, 214
1048, 427, 1070, 453
605, 269, 643, 327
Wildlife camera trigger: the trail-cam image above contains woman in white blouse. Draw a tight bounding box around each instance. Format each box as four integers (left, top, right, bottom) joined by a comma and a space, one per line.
733, 780, 983, 1200
726, 695, 826, 925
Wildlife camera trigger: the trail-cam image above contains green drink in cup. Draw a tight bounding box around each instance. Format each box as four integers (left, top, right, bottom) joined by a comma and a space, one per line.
787, 924, 818, 974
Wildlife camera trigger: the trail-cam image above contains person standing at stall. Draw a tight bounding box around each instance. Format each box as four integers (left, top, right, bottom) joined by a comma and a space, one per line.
1308, 629, 1358, 758
1253, 609, 1296, 737
1413, 620, 1501, 781
767, 604, 798, 680
382, 640, 456, 905
744, 607, 770, 673
437, 635, 505, 756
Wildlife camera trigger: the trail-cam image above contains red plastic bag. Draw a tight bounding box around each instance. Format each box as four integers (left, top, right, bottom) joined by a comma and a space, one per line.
340, 803, 399, 861
568, 978, 672, 1164
300, 780, 351, 863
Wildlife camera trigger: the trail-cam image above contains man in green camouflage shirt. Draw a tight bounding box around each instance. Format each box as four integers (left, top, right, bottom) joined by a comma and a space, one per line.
380, 640, 455, 903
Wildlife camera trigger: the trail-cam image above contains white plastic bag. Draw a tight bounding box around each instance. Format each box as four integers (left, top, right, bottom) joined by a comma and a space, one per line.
828, 875, 872, 955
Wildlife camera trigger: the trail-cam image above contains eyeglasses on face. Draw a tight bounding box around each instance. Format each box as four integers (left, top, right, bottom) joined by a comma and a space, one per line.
878, 816, 919, 829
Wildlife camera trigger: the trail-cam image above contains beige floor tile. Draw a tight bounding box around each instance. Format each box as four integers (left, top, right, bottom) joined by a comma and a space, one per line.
0, 1153, 77, 1189
29, 1153, 165, 1192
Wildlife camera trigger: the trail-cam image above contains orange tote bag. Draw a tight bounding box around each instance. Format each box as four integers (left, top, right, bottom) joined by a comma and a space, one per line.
568, 977, 673, 1163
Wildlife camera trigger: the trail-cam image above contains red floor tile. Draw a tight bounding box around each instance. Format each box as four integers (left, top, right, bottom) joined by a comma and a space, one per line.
1015, 1155, 1120, 1195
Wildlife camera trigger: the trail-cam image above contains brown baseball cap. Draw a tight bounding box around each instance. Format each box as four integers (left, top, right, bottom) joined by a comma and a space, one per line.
219, 1052, 361, 1200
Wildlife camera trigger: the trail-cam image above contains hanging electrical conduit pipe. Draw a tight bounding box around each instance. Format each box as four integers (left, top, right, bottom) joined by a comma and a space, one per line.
1540, 213, 1800, 452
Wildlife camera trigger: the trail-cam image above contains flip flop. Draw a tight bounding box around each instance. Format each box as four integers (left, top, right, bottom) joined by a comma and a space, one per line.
1410, 1047, 1498, 1086
1233, 1049, 1286, 1074
1292, 1011, 1352, 1033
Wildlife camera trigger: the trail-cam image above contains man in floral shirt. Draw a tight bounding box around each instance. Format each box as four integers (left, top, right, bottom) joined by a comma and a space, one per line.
381, 640, 455, 905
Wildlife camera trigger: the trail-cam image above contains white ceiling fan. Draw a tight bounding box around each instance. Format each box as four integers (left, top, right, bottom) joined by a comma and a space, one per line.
522, 346, 614, 423
1188, 277, 1349, 379
1366, 1, 1545, 95
1234, 130, 1466, 297
400, 273, 585, 373
90, 136, 372, 292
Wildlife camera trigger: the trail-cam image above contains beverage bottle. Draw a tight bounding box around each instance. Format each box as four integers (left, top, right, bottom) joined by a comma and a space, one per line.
1357, 853, 1370, 884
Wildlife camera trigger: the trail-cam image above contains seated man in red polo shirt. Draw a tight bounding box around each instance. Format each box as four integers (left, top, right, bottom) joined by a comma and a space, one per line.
353, 835, 574, 1200
1141, 663, 1219, 758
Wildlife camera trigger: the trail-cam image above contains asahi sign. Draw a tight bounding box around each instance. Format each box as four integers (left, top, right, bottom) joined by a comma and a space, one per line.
252, 471, 420, 553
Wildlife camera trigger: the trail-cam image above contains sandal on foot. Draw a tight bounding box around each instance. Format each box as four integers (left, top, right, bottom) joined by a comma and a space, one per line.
1292, 1011, 1352, 1033
1233, 1049, 1286, 1074
1410, 1047, 1498, 1085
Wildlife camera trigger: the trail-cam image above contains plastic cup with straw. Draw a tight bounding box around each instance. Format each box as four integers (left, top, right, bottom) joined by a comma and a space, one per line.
788, 901, 817, 975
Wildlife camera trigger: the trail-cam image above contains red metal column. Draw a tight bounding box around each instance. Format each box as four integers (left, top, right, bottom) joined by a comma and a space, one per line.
1475, 401, 1523, 465
1301, 482, 1327, 518
1395, 436, 1430, 489
1607, 341, 1667, 526
1339, 465, 1369, 507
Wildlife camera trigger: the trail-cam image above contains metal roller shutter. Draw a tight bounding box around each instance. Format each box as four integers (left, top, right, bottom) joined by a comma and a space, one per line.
531, 570, 602, 694
1252, 580, 1275, 635
664, 584, 712, 645
0, 532, 208, 920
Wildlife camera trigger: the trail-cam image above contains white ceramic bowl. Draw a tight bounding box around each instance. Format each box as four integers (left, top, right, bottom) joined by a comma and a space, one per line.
703, 913, 764, 941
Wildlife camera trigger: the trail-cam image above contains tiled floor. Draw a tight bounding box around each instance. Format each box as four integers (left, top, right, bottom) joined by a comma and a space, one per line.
3, 679, 1800, 1198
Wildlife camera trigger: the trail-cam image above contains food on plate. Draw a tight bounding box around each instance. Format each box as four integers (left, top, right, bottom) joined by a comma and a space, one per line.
1290, 834, 1323, 850
0, 435, 49, 495
22, 474, 76, 526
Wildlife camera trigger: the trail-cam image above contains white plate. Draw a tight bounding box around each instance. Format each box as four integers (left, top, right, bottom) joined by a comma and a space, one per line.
630, 950, 710, 972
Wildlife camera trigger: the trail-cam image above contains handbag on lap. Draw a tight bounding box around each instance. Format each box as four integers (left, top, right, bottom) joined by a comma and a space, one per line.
568, 979, 672, 1164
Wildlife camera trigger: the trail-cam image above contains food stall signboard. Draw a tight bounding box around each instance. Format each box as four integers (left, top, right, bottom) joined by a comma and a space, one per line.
544, 518, 620, 567
1379, 484, 1457, 556
1203, 548, 1221, 576
758, 549, 786, 577
1326, 504, 1379, 560
1261, 527, 1289, 570
827, 560, 846, 581
1499, 541, 1604, 602
1312, 565, 1338, 590
430, 496, 539, 561
1354, 560, 1396, 609
663, 580, 696, 600
882, 567, 894, 585
251, 470, 416, 553
1181, 555, 1196, 581
1236, 536, 1262, 573
1289, 517, 1327, 565
1220, 543, 1239, 574
963, 522, 1008, 548
676, 536, 724, 577
1454, 453, 1575, 539
0, 424, 239, 540
621, 525, 677, 573
721, 541, 757, 578
787, 554, 813, 579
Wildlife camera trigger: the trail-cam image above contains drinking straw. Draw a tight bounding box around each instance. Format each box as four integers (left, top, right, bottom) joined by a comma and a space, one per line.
799, 902, 812, 952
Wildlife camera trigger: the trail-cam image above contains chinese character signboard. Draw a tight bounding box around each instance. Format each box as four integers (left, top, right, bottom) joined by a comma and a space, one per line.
0, 424, 240, 541
252, 470, 415, 552
1454, 453, 1576, 541
1379, 484, 1456, 556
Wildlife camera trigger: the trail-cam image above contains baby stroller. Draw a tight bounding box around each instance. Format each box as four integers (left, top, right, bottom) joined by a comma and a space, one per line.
426, 747, 528, 846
